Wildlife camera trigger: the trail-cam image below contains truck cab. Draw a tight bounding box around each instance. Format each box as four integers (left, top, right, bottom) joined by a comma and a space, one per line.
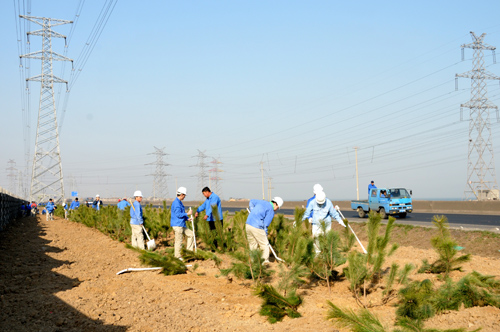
351, 187, 413, 219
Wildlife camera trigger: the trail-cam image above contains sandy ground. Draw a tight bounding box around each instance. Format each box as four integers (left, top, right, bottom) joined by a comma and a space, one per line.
1, 215, 499, 332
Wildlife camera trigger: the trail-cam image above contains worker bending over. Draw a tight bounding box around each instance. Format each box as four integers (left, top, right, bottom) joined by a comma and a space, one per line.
245, 197, 283, 264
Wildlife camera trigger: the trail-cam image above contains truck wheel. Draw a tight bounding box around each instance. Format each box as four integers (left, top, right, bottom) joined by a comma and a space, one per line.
379, 208, 387, 219
399, 212, 407, 218
357, 208, 366, 218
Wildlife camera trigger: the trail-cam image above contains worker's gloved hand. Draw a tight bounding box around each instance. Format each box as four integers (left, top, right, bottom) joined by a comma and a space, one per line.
339, 220, 347, 227
308, 218, 313, 223
335, 205, 340, 210
293, 221, 296, 228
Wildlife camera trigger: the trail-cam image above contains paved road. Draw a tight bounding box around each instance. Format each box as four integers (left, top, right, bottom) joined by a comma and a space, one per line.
219, 207, 500, 232
118, 204, 500, 232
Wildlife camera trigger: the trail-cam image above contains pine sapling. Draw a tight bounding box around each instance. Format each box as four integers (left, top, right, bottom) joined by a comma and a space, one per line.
418, 215, 471, 278
340, 217, 356, 252
396, 279, 436, 320
135, 249, 187, 275
327, 301, 479, 332
181, 248, 222, 267
434, 271, 500, 312
382, 263, 414, 305
344, 212, 400, 307
220, 249, 273, 281
309, 225, 346, 292
276, 263, 309, 297
254, 284, 302, 324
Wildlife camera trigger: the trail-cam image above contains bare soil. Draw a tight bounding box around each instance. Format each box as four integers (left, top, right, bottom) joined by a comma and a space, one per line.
1, 215, 499, 332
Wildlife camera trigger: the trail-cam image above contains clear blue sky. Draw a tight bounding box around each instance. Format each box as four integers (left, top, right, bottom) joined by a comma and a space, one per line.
2, 0, 500, 201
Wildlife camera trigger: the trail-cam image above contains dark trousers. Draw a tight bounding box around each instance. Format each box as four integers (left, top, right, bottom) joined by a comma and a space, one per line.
209, 220, 223, 248
208, 219, 223, 231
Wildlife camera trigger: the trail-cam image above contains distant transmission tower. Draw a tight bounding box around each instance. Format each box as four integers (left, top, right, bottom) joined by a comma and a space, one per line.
20, 16, 73, 203
209, 157, 223, 198
193, 150, 209, 199
6, 160, 17, 194
147, 147, 169, 200
456, 32, 500, 201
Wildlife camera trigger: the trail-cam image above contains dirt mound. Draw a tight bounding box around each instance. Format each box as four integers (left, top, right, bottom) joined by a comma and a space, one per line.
1, 215, 499, 332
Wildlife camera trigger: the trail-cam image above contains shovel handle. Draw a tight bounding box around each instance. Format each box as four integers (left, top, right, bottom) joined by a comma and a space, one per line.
141, 224, 152, 241
335, 206, 367, 254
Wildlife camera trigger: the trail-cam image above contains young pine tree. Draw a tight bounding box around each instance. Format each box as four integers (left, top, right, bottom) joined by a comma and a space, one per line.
344, 212, 402, 307
418, 215, 471, 278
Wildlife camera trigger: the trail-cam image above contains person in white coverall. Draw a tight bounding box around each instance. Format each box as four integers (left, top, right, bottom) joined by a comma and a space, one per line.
302, 191, 345, 254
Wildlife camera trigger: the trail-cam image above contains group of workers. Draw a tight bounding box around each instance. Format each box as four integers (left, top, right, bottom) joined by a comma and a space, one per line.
27, 194, 100, 221
127, 183, 350, 263
30, 181, 361, 263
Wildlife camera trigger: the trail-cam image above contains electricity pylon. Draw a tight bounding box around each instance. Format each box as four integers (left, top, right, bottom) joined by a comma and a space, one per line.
147, 147, 169, 200
20, 16, 73, 203
193, 150, 209, 200
209, 157, 223, 198
456, 32, 500, 201
6, 160, 17, 195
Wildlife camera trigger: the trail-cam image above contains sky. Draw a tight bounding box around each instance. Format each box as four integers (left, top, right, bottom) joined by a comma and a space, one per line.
2, 0, 500, 202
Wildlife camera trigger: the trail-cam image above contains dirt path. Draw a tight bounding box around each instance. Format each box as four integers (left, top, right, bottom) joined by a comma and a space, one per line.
1, 215, 499, 332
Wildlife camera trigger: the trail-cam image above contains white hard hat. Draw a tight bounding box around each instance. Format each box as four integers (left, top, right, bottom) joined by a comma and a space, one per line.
177, 187, 187, 195
313, 184, 323, 194
272, 197, 283, 209
133, 190, 143, 197
96, 194, 100, 197
315, 191, 326, 204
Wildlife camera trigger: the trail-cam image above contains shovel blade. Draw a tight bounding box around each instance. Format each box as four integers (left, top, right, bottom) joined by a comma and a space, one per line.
147, 239, 156, 251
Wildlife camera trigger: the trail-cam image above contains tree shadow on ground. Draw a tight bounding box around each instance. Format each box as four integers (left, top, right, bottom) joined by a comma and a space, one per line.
0, 215, 129, 332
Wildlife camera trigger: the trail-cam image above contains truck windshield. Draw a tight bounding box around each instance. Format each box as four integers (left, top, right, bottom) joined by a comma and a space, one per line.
388, 188, 410, 198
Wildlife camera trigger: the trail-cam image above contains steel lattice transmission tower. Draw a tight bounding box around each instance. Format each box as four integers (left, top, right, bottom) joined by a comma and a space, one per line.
6, 160, 17, 195
147, 147, 170, 200
193, 150, 209, 200
209, 157, 223, 198
456, 32, 500, 201
20, 16, 73, 203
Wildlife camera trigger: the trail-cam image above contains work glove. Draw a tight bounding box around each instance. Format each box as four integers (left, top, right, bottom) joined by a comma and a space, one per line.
308, 218, 313, 223
335, 205, 340, 211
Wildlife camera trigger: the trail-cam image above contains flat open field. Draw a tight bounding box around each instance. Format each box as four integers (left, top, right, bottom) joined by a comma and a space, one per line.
1, 214, 499, 331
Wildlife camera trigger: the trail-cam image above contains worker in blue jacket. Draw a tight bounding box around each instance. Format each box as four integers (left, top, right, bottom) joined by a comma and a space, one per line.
117, 197, 131, 210
368, 180, 377, 196
130, 191, 145, 249
70, 197, 80, 210
246, 197, 283, 263
46, 198, 56, 221
171, 187, 194, 260
195, 186, 223, 231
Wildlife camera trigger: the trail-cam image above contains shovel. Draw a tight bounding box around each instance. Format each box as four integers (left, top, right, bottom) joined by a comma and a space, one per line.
142, 225, 156, 251
189, 207, 197, 252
